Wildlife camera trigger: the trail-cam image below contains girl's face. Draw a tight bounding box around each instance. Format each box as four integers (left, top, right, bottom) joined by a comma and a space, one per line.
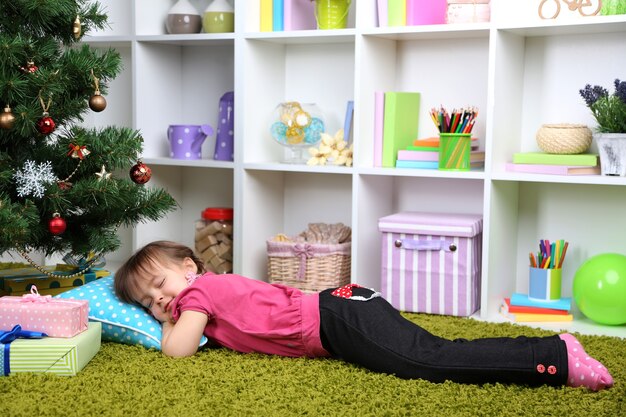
133, 257, 198, 323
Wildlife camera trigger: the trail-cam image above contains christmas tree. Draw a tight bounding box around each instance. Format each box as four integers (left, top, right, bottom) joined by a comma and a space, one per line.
0, 1, 177, 266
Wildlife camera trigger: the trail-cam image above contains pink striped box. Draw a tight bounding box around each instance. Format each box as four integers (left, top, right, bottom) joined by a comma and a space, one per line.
378, 212, 483, 316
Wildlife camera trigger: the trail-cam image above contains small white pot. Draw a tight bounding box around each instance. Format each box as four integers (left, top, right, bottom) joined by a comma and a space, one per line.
595, 133, 626, 176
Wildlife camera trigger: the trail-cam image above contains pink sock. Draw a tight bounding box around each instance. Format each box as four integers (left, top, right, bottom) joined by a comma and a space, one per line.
559, 333, 613, 390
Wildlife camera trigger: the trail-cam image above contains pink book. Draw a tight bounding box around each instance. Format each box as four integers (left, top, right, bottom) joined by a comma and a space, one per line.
284, 0, 316, 31
505, 162, 600, 176
398, 150, 438, 161
407, 0, 447, 25
373, 91, 384, 167
377, 0, 388, 27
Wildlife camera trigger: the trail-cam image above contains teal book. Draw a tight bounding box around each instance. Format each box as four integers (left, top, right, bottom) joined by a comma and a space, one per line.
273, 0, 284, 31
510, 293, 571, 311
512, 152, 598, 166
395, 160, 438, 169
382, 92, 421, 168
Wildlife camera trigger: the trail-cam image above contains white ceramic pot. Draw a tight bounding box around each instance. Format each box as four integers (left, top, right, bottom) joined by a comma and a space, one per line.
595, 133, 626, 176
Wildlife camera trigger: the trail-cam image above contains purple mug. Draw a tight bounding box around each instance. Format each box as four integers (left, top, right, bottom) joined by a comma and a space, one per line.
167, 124, 213, 160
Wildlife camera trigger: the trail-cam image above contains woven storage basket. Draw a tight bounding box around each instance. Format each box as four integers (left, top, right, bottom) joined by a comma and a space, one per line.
536, 123, 592, 154
267, 241, 351, 292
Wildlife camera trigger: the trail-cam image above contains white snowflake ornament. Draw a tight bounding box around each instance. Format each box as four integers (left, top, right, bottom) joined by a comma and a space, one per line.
14, 160, 58, 198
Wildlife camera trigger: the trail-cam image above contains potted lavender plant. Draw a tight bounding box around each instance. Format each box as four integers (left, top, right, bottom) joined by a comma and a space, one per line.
580, 79, 626, 176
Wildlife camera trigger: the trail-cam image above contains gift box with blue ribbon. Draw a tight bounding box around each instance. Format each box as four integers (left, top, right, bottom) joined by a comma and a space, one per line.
1, 322, 101, 376
0, 254, 110, 296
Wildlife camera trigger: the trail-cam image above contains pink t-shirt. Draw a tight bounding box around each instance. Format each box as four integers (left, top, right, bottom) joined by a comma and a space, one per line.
171, 273, 329, 358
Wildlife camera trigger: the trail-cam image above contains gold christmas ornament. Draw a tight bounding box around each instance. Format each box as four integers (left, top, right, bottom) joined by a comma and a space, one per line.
89, 70, 107, 112
89, 92, 107, 112
73, 15, 82, 39
0, 105, 16, 130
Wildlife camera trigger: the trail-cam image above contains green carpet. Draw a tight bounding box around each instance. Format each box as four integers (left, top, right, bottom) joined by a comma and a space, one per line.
1, 314, 624, 417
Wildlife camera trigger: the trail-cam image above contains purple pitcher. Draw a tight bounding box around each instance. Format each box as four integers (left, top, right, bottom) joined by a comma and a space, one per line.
167, 124, 213, 160
214, 91, 234, 161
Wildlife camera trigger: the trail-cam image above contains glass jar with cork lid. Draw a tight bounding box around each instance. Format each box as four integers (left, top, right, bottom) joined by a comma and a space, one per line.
194, 207, 233, 274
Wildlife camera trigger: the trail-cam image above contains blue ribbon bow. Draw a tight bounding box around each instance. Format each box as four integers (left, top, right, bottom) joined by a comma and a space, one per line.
1, 325, 47, 376
0, 325, 47, 343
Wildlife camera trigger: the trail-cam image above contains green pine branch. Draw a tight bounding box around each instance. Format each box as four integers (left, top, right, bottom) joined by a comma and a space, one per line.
0, 1, 178, 260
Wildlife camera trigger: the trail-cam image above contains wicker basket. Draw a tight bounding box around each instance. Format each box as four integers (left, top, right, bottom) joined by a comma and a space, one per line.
267, 240, 351, 292
536, 123, 592, 154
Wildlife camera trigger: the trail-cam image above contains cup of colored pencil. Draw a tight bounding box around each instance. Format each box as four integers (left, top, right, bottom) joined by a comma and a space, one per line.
431, 106, 478, 171
528, 239, 568, 301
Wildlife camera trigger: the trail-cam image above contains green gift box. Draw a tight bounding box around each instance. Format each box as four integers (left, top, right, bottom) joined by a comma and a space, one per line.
1, 322, 101, 376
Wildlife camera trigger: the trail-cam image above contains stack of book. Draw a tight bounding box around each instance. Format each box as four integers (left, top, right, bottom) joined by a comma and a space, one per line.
500, 293, 573, 322
260, 0, 317, 32
396, 137, 484, 169
506, 152, 600, 176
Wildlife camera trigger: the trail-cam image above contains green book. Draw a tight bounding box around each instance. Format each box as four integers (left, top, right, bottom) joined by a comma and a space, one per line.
387, 0, 406, 26
382, 92, 421, 168
406, 146, 438, 152
512, 152, 598, 166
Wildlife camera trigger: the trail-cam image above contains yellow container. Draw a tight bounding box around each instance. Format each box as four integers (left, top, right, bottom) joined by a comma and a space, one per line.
315, 0, 351, 29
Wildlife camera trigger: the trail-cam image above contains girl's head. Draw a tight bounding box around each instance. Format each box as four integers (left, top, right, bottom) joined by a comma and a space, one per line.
114, 241, 205, 321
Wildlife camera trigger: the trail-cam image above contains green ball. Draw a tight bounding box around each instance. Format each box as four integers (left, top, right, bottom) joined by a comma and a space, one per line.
573, 253, 626, 325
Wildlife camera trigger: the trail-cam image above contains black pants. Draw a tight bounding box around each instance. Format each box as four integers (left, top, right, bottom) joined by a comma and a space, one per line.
318, 287, 567, 386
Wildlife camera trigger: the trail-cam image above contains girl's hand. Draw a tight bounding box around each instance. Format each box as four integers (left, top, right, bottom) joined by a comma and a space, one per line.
160, 310, 208, 358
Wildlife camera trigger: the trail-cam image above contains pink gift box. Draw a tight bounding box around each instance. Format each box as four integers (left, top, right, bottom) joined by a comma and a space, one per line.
378, 212, 483, 317
0, 286, 89, 337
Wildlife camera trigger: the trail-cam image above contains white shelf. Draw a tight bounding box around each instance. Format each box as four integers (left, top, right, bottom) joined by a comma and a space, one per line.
93, 0, 626, 339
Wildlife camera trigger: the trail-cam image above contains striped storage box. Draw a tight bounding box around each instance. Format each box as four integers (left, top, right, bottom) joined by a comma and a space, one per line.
378, 212, 483, 316
1, 322, 101, 376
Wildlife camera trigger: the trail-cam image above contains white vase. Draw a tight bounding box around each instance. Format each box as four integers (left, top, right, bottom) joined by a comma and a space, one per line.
203, 0, 235, 33
595, 133, 626, 176
166, 0, 202, 34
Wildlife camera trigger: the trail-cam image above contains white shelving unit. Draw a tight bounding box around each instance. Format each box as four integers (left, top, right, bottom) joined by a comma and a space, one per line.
84, 0, 626, 338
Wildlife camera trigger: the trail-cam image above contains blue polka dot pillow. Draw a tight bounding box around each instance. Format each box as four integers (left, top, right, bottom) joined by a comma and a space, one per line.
55, 275, 207, 350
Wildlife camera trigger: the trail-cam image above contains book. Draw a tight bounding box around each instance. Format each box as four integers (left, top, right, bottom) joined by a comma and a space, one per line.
406, 0, 447, 26
510, 293, 571, 311
398, 150, 485, 162
396, 160, 484, 169
272, 0, 284, 31
413, 137, 478, 147
395, 160, 438, 169
377, 0, 388, 27
382, 91, 420, 167
505, 162, 600, 176
407, 145, 439, 152
260, 0, 273, 32
387, 0, 406, 26
512, 152, 598, 166
397, 150, 439, 162
284, 0, 316, 31
500, 310, 574, 323
501, 298, 569, 315
344, 100, 354, 144
373, 91, 384, 167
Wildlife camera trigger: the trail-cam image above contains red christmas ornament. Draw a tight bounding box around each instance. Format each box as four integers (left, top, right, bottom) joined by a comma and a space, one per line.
37, 114, 56, 135
130, 161, 152, 184
48, 213, 67, 235
20, 61, 38, 74
57, 181, 73, 190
